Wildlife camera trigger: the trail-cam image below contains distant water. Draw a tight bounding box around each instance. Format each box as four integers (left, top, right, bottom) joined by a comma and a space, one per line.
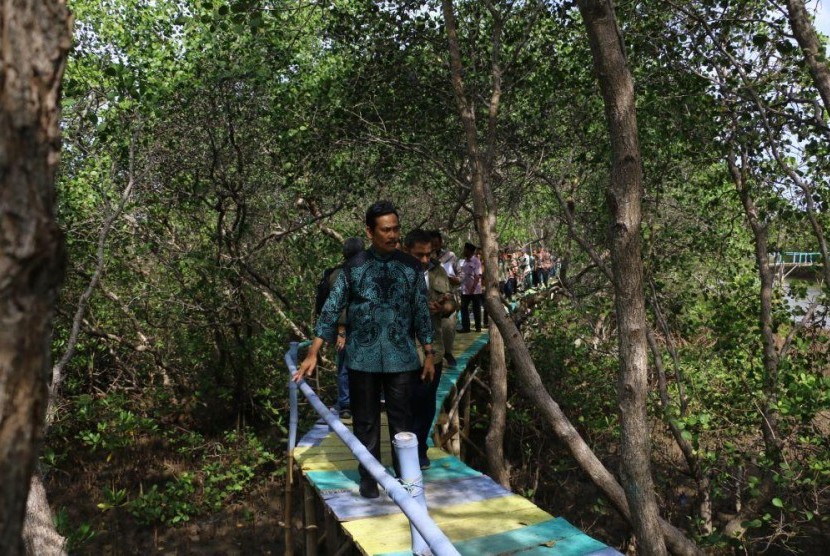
783, 278, 828, 329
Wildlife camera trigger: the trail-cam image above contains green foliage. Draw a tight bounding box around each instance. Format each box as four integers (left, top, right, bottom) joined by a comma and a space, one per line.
54, 508, 97, 552
127, 428, 280, 526
49, 0, 830, 551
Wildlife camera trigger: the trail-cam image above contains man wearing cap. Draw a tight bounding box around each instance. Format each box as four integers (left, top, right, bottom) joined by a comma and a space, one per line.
294, 201, 435, 499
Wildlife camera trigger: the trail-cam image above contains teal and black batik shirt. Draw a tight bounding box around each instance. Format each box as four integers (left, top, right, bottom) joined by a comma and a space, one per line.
315, 247, 434, 373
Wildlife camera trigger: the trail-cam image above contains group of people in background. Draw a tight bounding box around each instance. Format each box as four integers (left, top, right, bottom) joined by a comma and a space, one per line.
295, 200, 557, 499
499, 246, 557, 300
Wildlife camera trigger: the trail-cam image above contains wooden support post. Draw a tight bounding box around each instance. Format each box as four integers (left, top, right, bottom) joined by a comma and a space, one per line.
461, 381, 471, 461
302, 475, 318, 556
448, 389, 461, 457
324, 506, 341, 556
285, 452, 295, 556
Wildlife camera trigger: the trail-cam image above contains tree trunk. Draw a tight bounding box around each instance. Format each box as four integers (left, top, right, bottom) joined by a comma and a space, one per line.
0, 0, 72, 553
576, 2, 667, 554
441, 1, 700, 553
722, 151, 783, 538
485, 325, 510, 487
785, 0, 830, 118
440, 0, 510, 486
487, 302, 702, 555
23, 475, 66, 555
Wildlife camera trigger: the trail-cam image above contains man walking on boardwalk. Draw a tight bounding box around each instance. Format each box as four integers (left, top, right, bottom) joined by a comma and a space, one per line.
405, 229, 457, 470
293, 201, 436, 499
430, 230, 460, 367
459, 242, 482, 332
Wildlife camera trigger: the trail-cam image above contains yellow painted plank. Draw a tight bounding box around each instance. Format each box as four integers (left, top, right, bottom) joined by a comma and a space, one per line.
426, 447, 450, 460
292, 445, 313, 458
317, 428, 392, 448
342, 496, 551, 555
301, 452, 395, 472
298, 449, 393, 465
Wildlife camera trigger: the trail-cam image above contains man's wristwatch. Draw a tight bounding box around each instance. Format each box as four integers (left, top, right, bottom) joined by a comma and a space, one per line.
337, 332, 346, 338
423, 348, 436, 357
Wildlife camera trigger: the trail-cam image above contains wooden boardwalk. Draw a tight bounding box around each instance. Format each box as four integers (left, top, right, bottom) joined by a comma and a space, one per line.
293, 329, 620, 555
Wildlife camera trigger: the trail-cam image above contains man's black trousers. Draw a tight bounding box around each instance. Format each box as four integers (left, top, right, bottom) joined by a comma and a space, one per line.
348, 368, 419, 482
460, 293, 482, 331
412, 363, 443, 464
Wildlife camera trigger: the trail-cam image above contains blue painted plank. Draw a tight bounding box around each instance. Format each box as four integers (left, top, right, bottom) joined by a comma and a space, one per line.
297, 422, 330, 447
320, 474, 513, 522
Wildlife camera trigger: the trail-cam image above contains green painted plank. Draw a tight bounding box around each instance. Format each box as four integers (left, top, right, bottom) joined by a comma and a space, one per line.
305, 454, 481, 493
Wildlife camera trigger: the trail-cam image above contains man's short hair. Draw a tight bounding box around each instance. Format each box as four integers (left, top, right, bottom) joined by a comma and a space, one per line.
365, 201, 399, 230
464, 242, 477, 252
403, 228, 433, 249
342, 237, 365, 260
428, 230, 443, 241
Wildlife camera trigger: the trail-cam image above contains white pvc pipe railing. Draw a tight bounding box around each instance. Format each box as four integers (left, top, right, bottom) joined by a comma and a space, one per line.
286, 341, 460, 556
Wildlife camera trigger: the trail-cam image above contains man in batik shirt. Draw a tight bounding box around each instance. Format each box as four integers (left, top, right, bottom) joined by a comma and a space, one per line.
294, 201, 435, 498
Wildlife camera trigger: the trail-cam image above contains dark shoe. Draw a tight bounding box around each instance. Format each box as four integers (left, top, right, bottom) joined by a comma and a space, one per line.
419, 456, 431, 470
475, 328, 482, 332
359, 477, 379, 499
459, 329, 471, 333
444, 353, 457, 367
339, 408, 352, 420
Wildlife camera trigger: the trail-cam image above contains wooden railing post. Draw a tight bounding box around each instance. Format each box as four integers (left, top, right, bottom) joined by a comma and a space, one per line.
303, 477, 318, 556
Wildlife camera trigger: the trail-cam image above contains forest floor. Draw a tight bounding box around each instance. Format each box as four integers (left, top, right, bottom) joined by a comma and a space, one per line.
45, 400, 830, 556
47, 459, 287, 555
45, 433, 630, 556
43, 341, 829, 555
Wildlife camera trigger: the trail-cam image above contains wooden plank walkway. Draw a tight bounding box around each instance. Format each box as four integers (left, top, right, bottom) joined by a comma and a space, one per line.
294, 329, 620, 555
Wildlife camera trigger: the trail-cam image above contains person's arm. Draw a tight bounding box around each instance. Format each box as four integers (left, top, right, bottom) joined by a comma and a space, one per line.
294, 336, 325, 382
413, 270, 434, 340
421, 345, 436, 382
335, 324, 347, 351
429, 270, 457, 317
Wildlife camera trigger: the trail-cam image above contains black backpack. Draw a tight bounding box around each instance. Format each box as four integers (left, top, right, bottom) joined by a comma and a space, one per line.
314, 265, 341, 317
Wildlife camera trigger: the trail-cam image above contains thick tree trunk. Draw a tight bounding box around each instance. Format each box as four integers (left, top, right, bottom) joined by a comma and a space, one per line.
576, 2, 667, 554
0, 0, 72, 553
442, 1, 699, 554
23, 475, 66, 555
783, 0, 830, 287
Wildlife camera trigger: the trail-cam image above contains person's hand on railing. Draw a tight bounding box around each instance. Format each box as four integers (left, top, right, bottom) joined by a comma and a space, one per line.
294, 353, 318, 382
293, 337, 324, 382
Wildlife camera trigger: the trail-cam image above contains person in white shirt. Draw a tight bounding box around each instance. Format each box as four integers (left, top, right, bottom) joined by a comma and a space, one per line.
459, 242, 482, 332
431, 231, 460, 365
